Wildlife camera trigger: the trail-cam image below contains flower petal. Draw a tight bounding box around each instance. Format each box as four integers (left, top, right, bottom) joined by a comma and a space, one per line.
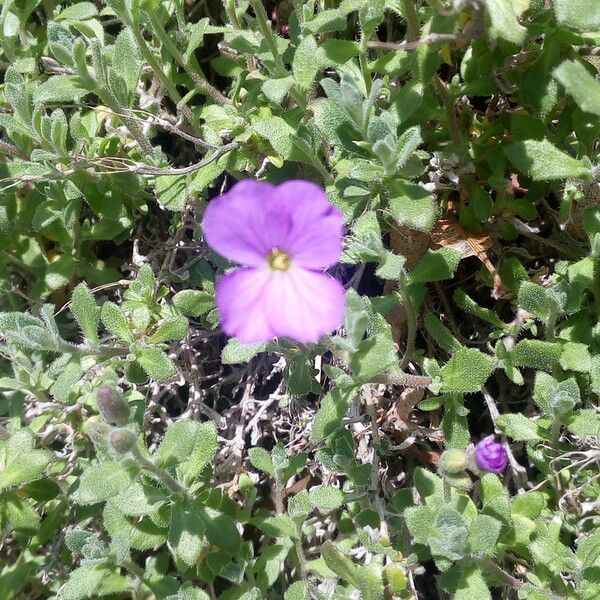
263, 267, 345, 343
202, 180, 277, 266
273, 180, 344, 269
215, 267, 275, 344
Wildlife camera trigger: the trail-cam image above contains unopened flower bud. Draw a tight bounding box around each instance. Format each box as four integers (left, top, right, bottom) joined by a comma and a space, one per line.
96, 385, 130, 425
108, 428, 137, 454
83, 418, 111, 446
474, 437, 508, 474
438, 449, 469, 474
443, 471, 473, 492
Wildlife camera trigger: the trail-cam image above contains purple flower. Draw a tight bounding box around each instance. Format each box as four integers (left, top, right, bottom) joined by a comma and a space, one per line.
202, 179, 345, 344
474, 437, 508, 474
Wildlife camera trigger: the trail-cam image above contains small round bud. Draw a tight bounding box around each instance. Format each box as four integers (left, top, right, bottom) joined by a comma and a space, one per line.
83, 418, 111, 445
108, 428, 137, 454
438, 449, 469, 474
96, 385, 130, 425
444, 471, 473, 492
474, 437, 508, 474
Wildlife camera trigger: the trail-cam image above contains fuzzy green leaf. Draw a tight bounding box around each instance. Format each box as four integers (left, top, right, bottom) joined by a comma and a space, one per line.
554, 60, 600, 117
308, 486, 345, 511
440, 348, 494, 393
505, 139, 592, 181
388, 180, 437, 232
496, 413, 543, 441
71, 283, 100, 345
136, 348, 177, 381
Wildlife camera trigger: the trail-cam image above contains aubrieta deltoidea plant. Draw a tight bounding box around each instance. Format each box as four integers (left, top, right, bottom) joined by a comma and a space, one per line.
0, 0, 600, 599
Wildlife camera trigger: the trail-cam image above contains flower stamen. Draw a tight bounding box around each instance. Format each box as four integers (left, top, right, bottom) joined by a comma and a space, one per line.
267, 248, 292, 272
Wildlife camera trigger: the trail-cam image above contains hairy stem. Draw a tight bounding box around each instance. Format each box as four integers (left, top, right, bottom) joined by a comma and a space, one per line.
145, 10, 231, 106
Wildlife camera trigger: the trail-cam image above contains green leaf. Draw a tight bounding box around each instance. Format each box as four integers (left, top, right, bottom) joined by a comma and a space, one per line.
576, 530, 600, 568
136, 347, 177, 381
564, 409, 600, 440
553, 0, 600, 32
71, 283, 100, 344
505, 139, 593, 181
496, 413, 543, 441
73, 462, 133, 505
311, 387, 356, 443
185, 18, 209, 62
304, 9, 347, 34
260, 515, 298, 538
321, 541, 384, 600
60, 565, 108, 600
288, 489, 311, 520
467, 514, 503, 555
510, 340, 562, 370
530, 534, 576, 572
375, 251, 406, 280
350, 333, 397, 382
113, 27, 142, 99
155, 421, 202, 468
101, 301, 133, 343
51, 357, 84, 403
485, 0, 526, 44
248, 447, 275, 477
395, 126, 423, 170
0, 450, 50, 492
440, 561, 491, 600
560, 342, 591, 373
33, 75, 88, 104
262, 76, 295, 103
148, 316, 189, 344
56, 2, 98, 20
553, 60, 600, 117
196, 505, 241, 553
114, 482, 167, 516
388, 180, 438, 232
155, 175, 187, 211
517, 281, 559, 320
410, 248, 461, 283
172, 290, 215, 317
221, 338, 266, 364
424, 313, 462, 354
182, 421, 218, 479
440, 348, 494, 393
169, 501, 205, 566
284, 581, 308, 600
308, 486, 345, 511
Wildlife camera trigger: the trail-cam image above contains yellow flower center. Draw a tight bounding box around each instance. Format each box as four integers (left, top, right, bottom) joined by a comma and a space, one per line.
267, 248, 292, 272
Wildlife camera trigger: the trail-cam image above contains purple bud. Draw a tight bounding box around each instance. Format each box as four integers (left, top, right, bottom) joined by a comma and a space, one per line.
474, 438, 508, 474
96, 385, 130, 426
108, 428, 137, 454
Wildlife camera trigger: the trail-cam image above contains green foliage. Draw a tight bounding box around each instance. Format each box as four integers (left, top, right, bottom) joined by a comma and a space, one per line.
1, 1, 599, 598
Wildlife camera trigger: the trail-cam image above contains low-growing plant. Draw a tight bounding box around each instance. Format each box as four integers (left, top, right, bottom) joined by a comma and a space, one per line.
0, 0, 600, 599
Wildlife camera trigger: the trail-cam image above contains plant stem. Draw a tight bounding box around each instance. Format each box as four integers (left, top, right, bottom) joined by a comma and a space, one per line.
399, 290, 417, 370
477, 559, 523, 590
443, 480, 451, 502
249, 0, 286, 75
145, 10, 231, 106
400, 0, 421, 41
374, 373, 432, 388
359, 31, 372, 95
132, 447, 189, 497
127, 25, 200, 132
545, 307, 557, 341
248, 0, 307, 108
435, 77, 462, 148
292, 0, 305, 32
90, 41, 155, 157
